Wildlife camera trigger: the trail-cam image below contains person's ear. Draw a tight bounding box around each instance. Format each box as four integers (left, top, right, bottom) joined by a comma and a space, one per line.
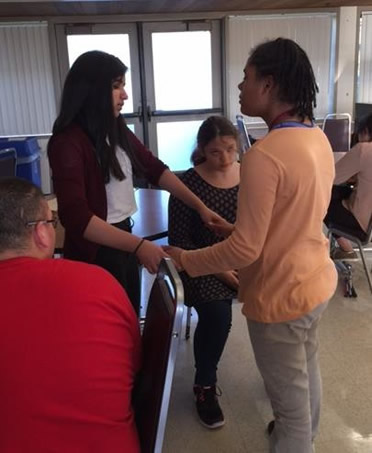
32, 223, 54, 256
262, 75, 275, 94
261, 75, 275, 94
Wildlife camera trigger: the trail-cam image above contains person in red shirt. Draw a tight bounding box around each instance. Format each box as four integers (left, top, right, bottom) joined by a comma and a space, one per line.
0, 177, 141, 453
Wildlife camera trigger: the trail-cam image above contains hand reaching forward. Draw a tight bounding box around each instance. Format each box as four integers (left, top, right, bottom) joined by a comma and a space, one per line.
198, 205, 235, 237
199, 206, 234, 237
162, 245, 184, 271
207, 218, 235, 237
136, 240, 168, 274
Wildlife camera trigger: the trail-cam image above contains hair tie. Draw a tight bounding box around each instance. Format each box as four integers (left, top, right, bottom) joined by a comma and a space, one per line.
133, 238, 145, 255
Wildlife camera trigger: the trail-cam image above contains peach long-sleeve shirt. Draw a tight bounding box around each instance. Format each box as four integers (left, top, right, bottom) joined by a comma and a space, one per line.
180, 126, 338, 323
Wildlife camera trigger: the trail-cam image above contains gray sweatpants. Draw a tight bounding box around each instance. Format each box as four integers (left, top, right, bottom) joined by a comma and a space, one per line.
248, 302, 328, 453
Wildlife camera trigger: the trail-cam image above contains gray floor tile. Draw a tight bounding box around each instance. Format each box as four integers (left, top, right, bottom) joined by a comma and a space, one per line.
152, 257, 372, 453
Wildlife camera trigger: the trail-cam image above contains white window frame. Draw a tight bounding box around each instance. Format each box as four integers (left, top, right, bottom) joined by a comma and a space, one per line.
142, 20, 223, 157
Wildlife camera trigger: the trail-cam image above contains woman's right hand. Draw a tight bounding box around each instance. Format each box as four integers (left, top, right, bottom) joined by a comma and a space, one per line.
215, 270, 239, 290
135, 239, 168, 274
207, 218, 235, 238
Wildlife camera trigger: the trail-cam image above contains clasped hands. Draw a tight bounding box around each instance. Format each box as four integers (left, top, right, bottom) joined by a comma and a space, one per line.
163, 244, 239, 290
199, 206, 235, 238
162, 245, 184, 271
163, 210, 234, 271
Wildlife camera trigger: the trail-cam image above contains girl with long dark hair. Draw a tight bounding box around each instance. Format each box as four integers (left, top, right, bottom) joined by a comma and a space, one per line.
48, 50, 224, 314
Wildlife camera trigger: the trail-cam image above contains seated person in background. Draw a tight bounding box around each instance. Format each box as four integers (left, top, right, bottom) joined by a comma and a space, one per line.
0, 178, 141, 453
324, 113, 372, 260
168, 116, 240, 429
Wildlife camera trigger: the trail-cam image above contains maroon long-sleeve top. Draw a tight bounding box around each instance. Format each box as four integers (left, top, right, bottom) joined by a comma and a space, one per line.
48, 123, 167, 262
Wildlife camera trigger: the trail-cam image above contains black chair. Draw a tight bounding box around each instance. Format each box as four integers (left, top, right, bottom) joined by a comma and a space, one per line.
322, 113, 351, 152
0, 148, 17, 178
236, 114, 252, 158
328, 215, 372, 296
134, 258, 184, 453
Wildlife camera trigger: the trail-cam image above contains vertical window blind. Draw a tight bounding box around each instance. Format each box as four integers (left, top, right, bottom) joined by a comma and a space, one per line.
358, 12, 372, 103
0, 22, 56, 136
226, 14, 336, 123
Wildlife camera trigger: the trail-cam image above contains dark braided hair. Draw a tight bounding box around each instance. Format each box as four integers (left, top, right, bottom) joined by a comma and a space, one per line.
248, 38, 318, 121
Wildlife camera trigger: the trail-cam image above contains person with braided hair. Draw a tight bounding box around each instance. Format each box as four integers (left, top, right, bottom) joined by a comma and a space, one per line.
165, 38, 337, 452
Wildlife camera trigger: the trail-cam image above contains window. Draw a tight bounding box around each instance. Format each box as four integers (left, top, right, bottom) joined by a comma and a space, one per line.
67, 33, 134, 114
57, 20, 222, 171
357, 12, 372, 103
151, 31, 213, 110
143, 21, 222, 170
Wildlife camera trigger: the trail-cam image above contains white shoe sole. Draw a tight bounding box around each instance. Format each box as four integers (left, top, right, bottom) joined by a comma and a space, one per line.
198, 418, 225, 429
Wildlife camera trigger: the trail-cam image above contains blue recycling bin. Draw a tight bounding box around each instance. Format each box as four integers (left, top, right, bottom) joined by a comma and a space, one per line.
0, 137, 41, 187
0, 148, 17, 178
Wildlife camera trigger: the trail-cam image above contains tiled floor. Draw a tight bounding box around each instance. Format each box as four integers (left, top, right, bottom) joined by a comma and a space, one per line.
152, 257, 372, 453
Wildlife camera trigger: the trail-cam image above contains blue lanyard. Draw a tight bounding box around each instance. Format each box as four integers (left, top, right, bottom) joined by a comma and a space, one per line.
271, 121, 315, 130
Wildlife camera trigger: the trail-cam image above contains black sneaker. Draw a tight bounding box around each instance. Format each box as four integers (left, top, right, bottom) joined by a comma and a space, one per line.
193, 385, 225, 429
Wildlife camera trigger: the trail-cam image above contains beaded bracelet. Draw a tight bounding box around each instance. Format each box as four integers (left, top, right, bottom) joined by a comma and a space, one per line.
133, 238, 145, 255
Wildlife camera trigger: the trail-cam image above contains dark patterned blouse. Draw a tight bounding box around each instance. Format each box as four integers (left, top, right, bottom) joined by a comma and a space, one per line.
168, 168, 239, 306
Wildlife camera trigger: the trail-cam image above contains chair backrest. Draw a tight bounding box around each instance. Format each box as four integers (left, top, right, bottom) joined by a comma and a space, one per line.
322, 113, 351, 152
236, 114, 252, 158
0, 148, 17, 178
363, 214, 372, 245
134, 258, 184, 453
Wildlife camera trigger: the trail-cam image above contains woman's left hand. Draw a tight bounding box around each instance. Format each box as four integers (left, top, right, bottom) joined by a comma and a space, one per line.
199, 205, 234, 237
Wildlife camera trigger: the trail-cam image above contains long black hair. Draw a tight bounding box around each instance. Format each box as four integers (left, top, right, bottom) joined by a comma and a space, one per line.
248, 38, 318, 121
351, 112, 372, 146
357, 113, 372, 141
51, 50, 144, 183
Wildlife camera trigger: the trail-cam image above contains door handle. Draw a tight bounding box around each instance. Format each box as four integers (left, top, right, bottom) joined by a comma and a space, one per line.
147, 105, 152, 122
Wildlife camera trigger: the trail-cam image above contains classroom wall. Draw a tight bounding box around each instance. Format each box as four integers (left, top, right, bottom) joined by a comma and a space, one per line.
0, 5, 365, 192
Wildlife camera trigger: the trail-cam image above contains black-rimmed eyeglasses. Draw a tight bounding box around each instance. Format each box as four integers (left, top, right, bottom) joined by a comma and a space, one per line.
25, 213, 58, 229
